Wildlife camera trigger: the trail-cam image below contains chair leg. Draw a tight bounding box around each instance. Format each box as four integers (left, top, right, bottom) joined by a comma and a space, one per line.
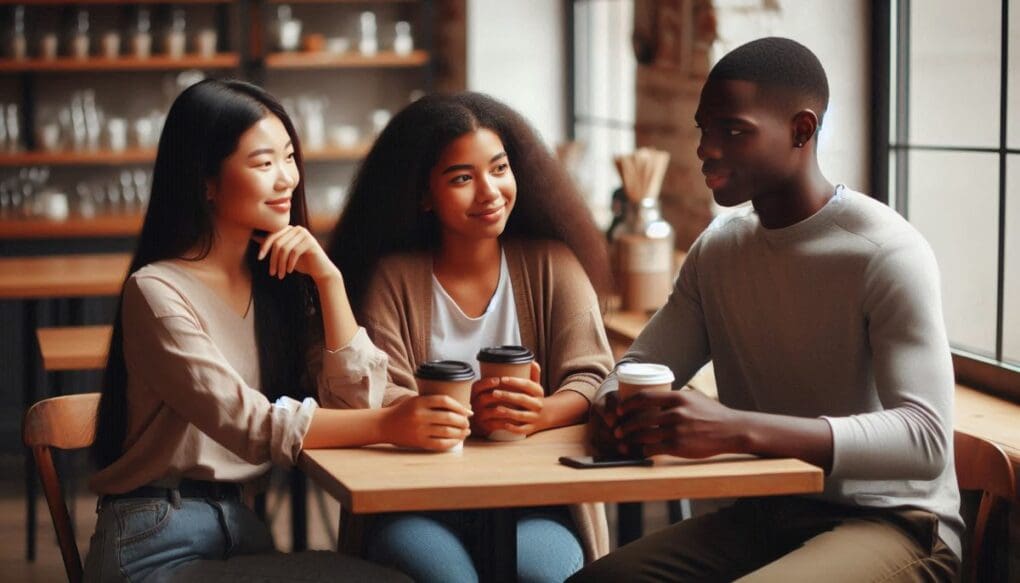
290, 468, 307, 551
35, 446, 83, 583
617, 502, 643, 546
668, 499, 691, 524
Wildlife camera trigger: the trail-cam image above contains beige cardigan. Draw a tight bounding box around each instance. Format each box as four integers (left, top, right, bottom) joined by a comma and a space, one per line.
360, 238, 614, 562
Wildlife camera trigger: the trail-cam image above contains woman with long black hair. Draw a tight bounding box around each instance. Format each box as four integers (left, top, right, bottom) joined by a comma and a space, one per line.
328, 92, 614, 583
84, 79, 467, 582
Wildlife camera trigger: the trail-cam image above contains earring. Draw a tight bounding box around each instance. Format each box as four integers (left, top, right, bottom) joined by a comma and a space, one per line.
794, 141, 804, 148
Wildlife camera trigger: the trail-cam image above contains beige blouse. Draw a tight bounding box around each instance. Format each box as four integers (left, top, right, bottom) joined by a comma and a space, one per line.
90, 261, 387, 494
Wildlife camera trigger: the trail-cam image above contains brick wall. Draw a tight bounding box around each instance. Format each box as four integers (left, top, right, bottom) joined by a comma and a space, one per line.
633, 0, 716, 250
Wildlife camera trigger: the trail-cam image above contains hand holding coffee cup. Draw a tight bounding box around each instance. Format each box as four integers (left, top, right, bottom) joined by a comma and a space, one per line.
473, 345, 542, 441
395, 360, 474, 452
612, 362, 675, 457
590, 390, 624, 456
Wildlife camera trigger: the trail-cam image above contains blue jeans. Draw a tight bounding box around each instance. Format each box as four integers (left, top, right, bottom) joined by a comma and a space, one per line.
364, 507, 584, 583
83, 496, 410, 582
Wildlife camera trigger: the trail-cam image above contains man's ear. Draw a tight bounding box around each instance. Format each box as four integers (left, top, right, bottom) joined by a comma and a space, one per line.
792, 109, 820, 148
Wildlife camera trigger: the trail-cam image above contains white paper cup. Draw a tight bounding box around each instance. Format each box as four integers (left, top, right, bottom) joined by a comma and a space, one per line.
616, 362, 675, 400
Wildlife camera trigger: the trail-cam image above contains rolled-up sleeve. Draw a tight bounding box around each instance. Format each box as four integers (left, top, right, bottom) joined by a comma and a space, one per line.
317, 327, 388, 409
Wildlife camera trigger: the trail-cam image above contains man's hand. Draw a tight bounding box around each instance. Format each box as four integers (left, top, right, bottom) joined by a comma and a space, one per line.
590, 391, 643, 457
615, 388, 746, 458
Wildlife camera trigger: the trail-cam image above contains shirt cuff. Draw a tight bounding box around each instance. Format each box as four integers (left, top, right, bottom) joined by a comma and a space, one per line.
270, 396, 318, 466
821, 415, 858, 479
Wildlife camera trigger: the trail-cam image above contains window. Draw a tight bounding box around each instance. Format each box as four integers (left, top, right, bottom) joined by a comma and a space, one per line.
567, 0, 636, 229
876, 0, 1019, 376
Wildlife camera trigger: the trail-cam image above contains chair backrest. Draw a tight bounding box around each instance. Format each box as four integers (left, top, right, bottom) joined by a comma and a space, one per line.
23, 393, 100, 583
953, 431, 1017, 583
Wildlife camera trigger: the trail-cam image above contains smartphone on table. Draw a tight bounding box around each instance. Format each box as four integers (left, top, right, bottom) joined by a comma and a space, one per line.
558, 455, 654, 469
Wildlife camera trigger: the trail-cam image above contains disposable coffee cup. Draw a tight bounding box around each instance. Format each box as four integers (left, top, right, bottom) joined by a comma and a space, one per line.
477, 345, 535, 442
415, 360, 475, 452
616, 363, 675, 401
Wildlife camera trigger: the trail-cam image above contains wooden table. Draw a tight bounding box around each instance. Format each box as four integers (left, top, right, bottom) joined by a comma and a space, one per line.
0, 253, 128, 560
300, 425, 823, 582
36, 325, 112, 372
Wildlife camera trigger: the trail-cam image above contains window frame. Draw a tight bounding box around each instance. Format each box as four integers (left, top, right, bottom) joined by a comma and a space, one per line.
871, 0, 1020, 399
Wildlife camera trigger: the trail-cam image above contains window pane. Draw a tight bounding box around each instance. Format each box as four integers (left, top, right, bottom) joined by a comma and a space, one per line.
573, 0, 635, 124
1010, 1, 1020, 149
907, 151, 999, 356
908, 0, 1000, 148
1004, 155, 1020, 364
574, 123, 634, 229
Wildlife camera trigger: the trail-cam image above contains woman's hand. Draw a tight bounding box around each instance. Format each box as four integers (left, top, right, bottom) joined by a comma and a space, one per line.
471, 361, 545, 437
254, 225, 340, 284
381, 394, 472, 451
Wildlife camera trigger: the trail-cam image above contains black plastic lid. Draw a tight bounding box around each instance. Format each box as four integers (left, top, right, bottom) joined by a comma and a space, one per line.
476, 345, 535, 365
415, 360, 475, 381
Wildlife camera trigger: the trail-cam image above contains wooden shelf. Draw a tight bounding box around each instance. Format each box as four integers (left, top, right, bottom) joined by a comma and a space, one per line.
0, 213, 142, 239
0, 53, 240, 73
1, 212, 337, 240
265, 50, 429, 69
0, 149, 156, 166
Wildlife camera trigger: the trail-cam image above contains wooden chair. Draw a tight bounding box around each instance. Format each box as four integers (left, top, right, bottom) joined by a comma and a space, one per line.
23, 393, 100, 583
954, 431, 1017, 583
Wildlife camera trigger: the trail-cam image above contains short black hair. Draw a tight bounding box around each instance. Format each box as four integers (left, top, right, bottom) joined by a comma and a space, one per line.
708, 37, 829, 117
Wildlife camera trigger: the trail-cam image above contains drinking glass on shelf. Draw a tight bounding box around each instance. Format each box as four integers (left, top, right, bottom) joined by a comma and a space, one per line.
75, 183, 96, 218
38, 123, 61, 151
133, 169, 150, 206
133, 8, 152, 59
107, 118, 128, 152
0, 181, 11, 218
275, 5, 302, 52
10, 5, 27, 60
71, 9, 90, 59
394, 21, 413, 56
5, 104, 20, 152
120, 170, 136, 210
196, 29, 217, 58
370, 109, 391, 136
298, 96, 327, 151
101, 31, 121, 59
165, 9, 187, 59
359, 11, 378, 56
40, 33, 59, 60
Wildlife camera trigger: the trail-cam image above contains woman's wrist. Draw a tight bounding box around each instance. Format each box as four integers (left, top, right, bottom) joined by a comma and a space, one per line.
312, 266, 344, 287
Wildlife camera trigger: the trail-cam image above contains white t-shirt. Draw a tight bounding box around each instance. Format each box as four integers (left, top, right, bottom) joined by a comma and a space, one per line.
429, 250, 521, 376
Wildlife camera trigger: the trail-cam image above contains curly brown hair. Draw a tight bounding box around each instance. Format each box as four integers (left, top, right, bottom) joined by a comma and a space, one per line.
328, 91, 611, 312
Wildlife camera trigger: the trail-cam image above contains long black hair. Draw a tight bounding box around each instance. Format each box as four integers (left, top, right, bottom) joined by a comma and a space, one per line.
328, 92, 611, 312
93, 79, 320, 469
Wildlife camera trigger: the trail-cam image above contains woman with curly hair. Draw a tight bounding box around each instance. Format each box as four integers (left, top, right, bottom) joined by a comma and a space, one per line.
328, 92, 614, 582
